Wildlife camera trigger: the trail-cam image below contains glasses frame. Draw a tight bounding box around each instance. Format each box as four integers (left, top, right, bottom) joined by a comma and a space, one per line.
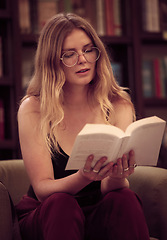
60, 46, 101, 67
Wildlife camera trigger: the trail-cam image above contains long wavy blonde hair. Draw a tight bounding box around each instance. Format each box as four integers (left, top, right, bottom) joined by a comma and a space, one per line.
22, 13, 135, 154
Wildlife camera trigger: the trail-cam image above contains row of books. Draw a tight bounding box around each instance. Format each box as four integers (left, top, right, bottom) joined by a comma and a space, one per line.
141, 0, 167, 34
141, 0, 160, 33
142, 57, 167, 98
18, 0, 122, 36
0, 99, 4, 140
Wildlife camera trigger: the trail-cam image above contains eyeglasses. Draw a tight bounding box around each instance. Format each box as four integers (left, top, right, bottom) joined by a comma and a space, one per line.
60, 47, 101, 67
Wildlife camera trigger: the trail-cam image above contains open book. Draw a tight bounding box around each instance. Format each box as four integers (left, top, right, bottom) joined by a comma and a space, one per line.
65, 116, 166, 170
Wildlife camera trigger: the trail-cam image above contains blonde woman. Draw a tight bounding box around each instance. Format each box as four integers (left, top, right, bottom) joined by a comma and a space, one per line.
16, 13, 149, 240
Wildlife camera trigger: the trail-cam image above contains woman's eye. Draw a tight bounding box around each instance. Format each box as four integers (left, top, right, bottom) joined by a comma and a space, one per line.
85, 48, 93, 53
64, 52, 75, 58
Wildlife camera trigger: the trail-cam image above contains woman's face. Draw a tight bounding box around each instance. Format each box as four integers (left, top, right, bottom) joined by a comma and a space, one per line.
61, 29, 97, 88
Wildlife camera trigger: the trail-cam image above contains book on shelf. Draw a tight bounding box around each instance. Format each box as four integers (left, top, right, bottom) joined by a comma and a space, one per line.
142, 59, 155, 98
38, 0, 58, 32
153, 58, 162, 98
65, 116, 166, 170
96, 0, 106, 36
0, 36, 2, 78
0, 99, 4, 140
142, 57, 167, 98
96, 0, 122, 36
18, 0, 31, 33
112, 0, 122, 36
111, 62, 123, 86
0, 36, 3, 78
82, 0, 97, 31
160, 0, 167, 38
142, 0, 160, 32
104, 0, 122, 36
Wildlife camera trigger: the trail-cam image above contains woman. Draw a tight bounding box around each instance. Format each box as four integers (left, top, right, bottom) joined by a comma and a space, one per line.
16, 13, 150, 240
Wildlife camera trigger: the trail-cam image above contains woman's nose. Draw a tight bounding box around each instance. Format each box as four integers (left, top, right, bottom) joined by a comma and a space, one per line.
77, 53, 87, 64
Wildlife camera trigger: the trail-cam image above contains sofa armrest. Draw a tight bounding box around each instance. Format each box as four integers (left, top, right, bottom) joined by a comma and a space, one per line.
128, 166, 167, 240
0, 182, 13, 240
0, 160, 30, 205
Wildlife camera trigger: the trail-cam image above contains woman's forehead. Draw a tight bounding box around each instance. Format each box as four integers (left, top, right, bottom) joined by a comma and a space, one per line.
62, 29, 92, 50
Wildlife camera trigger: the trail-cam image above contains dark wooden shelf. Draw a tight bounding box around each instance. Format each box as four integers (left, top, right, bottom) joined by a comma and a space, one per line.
144, 98, 167, 107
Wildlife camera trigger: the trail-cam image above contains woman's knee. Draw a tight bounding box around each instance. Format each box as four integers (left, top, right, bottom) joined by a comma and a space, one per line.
40, 192, 84, 222
103, 188, 141, 210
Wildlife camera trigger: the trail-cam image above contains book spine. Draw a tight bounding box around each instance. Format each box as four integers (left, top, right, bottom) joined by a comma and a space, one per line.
83, 0, 97, 30
63, 0, 72, 12
113, 0, 122, 36
159, 58, 167, 98
0, 36, 3, 78
0, 99, 4, 140
38, 0, 58, 32
162, 56, 167, 97
153, 58, 162, 98
18, 0, 31, 33
105, 0, 114, 36
111, 62, 123, 86
151, 0, 160, 32
142, 59, 155, 98
142, 0, 153, 32
142, 0, 160, 32
160, 0, 167, 36
96, 0, 106, 36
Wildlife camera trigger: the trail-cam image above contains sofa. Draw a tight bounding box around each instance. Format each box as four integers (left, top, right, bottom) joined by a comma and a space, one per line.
0, 159, 167, 240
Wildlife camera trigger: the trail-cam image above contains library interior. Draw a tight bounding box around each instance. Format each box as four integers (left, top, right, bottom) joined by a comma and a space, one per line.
0, 1, 167, 240
1, 0, 166, 164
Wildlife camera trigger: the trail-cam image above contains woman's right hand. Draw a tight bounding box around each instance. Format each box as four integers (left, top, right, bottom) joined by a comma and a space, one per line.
80, 155, 114, 181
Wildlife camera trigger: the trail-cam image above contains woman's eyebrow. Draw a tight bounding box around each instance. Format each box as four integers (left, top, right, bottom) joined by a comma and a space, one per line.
62, 43, 93, 52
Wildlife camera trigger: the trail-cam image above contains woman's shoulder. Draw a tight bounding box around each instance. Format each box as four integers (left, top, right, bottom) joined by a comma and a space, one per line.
112, 97, 133, 111
19, 96, 40, 112
112, 98, 134, 131
18, 96, 40, 115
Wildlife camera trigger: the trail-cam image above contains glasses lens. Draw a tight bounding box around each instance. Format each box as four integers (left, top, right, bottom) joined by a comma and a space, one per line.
84, 47, 100, 63
62, 51, 78, 67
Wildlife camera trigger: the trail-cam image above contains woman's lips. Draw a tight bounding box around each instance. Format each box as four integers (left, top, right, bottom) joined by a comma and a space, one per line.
76, 68, 89, 74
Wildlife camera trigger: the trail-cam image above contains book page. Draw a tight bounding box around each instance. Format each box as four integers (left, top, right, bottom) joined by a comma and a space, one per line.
123, 122, 165, 165
65, 134, 122, 170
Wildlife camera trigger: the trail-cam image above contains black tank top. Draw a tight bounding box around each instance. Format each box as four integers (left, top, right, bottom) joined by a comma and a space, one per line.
27, 146, 101, 206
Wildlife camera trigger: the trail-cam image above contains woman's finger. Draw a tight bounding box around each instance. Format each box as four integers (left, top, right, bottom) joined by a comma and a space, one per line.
83, 155, 94, 173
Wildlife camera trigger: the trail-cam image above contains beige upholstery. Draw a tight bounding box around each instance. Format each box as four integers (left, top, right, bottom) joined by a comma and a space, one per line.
0, 159, 167, 240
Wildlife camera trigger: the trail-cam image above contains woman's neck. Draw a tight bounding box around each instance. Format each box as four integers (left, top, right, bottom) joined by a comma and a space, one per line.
63, 84, 91, 110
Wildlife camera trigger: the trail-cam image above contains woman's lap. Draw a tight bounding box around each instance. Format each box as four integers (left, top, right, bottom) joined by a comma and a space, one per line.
16, 188, 150, 240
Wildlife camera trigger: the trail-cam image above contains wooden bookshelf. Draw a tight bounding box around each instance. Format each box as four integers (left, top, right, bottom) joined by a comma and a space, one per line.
0, 0, 22, 160
0, 0, 167, 160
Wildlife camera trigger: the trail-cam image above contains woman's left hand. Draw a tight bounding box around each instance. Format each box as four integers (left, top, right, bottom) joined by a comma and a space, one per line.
109, 150, 137, 179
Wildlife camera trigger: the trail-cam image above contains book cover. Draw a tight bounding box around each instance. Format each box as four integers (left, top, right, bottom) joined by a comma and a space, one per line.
66, 116, 166, 170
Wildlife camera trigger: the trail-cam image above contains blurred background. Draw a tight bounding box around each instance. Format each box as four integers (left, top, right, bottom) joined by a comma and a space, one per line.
0, 0, 167, 167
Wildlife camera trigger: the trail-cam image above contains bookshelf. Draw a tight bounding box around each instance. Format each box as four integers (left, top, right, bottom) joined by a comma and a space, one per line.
0, 0, 22, 159
0, 0, 167, 161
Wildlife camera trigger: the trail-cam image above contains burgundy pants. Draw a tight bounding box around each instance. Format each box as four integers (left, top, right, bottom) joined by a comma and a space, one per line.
16, 188, 150, 240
